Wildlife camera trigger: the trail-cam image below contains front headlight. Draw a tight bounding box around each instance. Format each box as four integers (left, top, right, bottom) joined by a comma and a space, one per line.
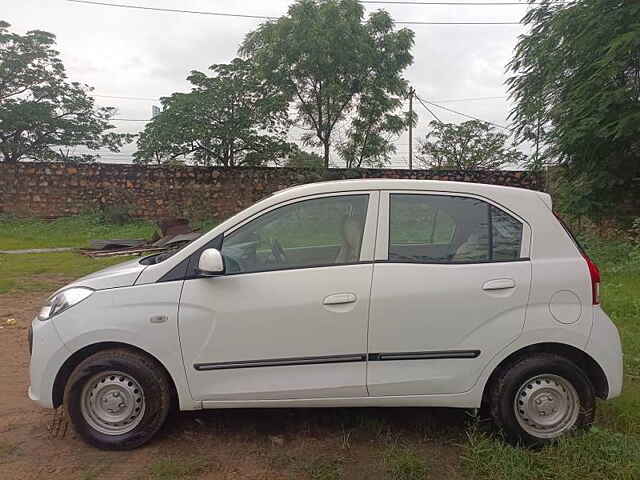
38, 287, 94, 321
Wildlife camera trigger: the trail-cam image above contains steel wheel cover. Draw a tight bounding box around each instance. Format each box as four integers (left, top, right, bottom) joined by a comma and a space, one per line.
80, 371, 146, 436
513, 374, 580, 439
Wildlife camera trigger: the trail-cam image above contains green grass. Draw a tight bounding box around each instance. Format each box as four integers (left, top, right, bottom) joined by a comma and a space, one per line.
384, 446, 429, 480
304, 456, 345, 480
148, 456, 209, 480
0, 251, 137, 294
0, 214, 157, 250
462, 428, 640, 480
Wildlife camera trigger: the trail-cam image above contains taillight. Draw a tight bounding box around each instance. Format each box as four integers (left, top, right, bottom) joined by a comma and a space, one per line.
582, 253, 601, 305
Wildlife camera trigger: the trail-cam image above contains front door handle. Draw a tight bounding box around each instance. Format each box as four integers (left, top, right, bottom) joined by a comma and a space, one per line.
323, 293, 357, 305
482, 278, 516, 291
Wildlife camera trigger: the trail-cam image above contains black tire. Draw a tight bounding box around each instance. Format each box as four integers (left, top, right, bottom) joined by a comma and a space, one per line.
488, 352, 595, 447
64, 349, 172, 450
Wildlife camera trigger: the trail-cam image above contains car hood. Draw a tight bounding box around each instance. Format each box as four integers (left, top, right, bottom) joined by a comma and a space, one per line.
58, 258, 147, 293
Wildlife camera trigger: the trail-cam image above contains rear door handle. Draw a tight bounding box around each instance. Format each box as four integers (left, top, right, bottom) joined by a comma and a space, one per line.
482, 278, 516, 291
323, 293, 357, 305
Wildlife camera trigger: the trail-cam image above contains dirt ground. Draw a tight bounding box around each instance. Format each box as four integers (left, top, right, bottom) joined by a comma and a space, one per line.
0, 289, 469, 480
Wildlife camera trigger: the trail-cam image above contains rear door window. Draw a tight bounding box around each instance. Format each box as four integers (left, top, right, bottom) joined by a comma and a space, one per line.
388, 194, 523, 263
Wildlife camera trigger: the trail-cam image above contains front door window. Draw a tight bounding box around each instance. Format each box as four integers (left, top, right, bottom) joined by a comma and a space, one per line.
222, 194, 369, 273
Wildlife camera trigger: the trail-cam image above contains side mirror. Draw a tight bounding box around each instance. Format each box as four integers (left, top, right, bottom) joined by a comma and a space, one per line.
198, 248, 224, 275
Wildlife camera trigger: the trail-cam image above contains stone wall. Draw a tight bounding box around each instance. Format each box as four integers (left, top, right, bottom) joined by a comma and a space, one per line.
0, 162, 545, 220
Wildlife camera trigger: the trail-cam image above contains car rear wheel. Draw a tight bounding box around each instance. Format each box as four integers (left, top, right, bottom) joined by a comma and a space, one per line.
64, 349, 172, 450
489, 352, 595, 447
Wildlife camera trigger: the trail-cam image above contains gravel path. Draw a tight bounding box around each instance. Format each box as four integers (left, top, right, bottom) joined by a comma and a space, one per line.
0, 247, 76, 254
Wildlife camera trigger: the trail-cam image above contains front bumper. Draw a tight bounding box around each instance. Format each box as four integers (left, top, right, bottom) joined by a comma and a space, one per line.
585, 307, 624, 399
28, 317, 70, 408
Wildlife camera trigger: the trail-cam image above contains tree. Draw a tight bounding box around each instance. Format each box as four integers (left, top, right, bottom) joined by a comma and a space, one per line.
240, 0, 414, 168
135, 58, 293, 166
338, 82, 415, 168
0, 21, 130, 163
286, 149, 324, 168
507, 0, 640, 218
417, 120, 526, 171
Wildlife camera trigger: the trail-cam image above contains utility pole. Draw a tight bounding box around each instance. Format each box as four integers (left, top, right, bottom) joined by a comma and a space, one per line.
408, 87, 415, 170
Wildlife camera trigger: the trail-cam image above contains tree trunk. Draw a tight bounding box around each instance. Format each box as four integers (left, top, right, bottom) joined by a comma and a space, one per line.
323, 140, 330, 169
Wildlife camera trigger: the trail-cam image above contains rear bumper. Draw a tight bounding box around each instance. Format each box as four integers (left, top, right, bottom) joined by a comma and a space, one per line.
28, 317, 70, 408
585, 307, 623, 399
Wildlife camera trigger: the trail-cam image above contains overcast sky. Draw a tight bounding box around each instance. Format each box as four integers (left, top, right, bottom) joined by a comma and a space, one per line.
4, 0, 532, 166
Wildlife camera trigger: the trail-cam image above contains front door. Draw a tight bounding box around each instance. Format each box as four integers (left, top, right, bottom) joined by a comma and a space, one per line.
367, 192, 532, 396
179, 192, 378, 401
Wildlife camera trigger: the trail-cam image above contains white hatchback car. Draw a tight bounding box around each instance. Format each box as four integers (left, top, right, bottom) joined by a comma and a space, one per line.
28, 179, 623, 450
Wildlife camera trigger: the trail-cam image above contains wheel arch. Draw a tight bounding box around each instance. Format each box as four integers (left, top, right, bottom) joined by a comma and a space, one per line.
481, 342, 609, 407
52, 342, 179, 409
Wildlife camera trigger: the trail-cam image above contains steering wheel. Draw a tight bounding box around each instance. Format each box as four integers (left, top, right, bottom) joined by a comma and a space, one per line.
271, 238, 288, 265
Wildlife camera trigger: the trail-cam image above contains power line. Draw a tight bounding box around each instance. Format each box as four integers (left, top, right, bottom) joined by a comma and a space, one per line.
415, 95, 442, 122
111, 118, 150, 122
415, 94, 511, 130
66, 0, 277, 19
396, 20, 520, 24
99, 92, 508, 104
361, 1, 551, 5
429, 95, 506, 103
66, 0, 522, 25
95, 94, 159, 101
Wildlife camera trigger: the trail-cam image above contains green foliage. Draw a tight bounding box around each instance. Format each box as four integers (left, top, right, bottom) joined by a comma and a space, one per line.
507, 0, 640, 219
338, 86, 414, 168
135, 58, 293, 166
417, 120, 525, 171
286, 149, 324, 169
94, 204, 134, 225
241, 0, 414, 168
384, 446, 429, 480
0, 21, 132, 163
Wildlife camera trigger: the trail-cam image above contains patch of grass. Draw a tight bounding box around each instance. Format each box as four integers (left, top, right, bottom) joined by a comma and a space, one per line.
384, 446, 429, 480
0, 251, 137, 294
304, 456, 345, 480
78, 468, 104, 480
597, 380, 640, 436
0, 441, 20, 463
0, 214, 157, 250
462, 428, 640, 480
148, 456, 209, 480
0, 441, 17, 456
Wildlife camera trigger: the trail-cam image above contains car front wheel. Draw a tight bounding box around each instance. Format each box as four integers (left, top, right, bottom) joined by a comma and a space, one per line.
64, 349, 172, 450
489, 352, 595, 446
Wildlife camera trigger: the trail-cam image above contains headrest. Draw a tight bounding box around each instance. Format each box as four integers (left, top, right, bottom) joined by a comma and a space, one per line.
342, 216, 362, 248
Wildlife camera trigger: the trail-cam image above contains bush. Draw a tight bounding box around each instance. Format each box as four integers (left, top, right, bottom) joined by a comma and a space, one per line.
93, 204, 134, 225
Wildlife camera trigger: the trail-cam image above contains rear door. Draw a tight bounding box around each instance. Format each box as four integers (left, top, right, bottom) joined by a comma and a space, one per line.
367, 191, 531, 396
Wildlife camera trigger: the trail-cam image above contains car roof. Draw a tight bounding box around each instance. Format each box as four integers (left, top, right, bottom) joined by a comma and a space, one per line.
271, 178, 542, 201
